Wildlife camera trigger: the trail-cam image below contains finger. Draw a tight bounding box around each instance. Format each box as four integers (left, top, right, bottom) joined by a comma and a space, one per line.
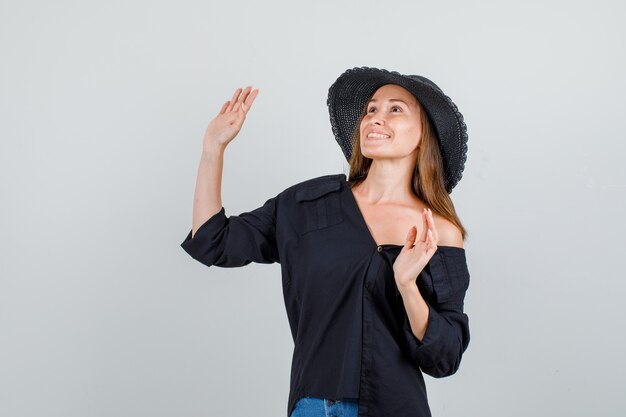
219, 100, 230, 115
404, 225, 417, 249
239, 86, 252, 105
418, 209, 428, 242
240, 88, 259, 114
426, 208, 438, 242
231, 86, 249, 112
427, 229, 436, 251
243, 88, 259, 113
234, 86, 253, 114
227, 88, 242, 112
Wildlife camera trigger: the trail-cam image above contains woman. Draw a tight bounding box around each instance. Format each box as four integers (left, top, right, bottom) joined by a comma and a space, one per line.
181, 67, 471, 417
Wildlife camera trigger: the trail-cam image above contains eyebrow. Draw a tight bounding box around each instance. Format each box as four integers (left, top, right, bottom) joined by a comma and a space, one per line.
367, 98, 410, 105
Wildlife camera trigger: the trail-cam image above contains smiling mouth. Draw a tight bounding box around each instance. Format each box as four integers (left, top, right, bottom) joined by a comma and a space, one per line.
366, 133, 391, 140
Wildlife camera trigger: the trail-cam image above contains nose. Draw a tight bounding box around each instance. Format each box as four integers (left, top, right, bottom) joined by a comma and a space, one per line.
370, 115, 386, 126
362, 110, 386, 130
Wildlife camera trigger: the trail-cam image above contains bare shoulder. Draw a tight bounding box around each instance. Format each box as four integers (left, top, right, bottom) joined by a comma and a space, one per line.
433, 214, 464, 248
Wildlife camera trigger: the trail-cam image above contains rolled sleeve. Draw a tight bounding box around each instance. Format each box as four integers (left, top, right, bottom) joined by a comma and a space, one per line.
402, 248, 471, 378
180, 195, 280, 268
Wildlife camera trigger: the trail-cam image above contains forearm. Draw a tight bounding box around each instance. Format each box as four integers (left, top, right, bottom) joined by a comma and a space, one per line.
397, 281, 430, 342
191, 142, 226, 238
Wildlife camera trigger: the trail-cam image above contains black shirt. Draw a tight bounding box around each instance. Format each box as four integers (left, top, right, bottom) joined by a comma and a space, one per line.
180, 173, 471, 417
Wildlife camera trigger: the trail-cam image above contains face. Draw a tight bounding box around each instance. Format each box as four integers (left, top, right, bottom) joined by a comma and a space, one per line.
358, 84, 422, 160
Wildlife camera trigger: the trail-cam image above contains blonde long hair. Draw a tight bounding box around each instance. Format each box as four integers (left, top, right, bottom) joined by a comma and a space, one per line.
346, 99, 468, 241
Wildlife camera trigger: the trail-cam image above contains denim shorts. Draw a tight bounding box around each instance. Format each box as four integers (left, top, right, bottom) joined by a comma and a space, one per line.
290, 396, 359, 417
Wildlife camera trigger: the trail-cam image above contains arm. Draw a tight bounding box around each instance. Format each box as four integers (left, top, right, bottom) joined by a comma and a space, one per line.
190, 143, 226, 239
398, 248, 471, 378
182, 86, 278, 267
180, 193, 280, 267
181, 143, 280, 267
189, 85, 260, 238
398, 284, 430, 342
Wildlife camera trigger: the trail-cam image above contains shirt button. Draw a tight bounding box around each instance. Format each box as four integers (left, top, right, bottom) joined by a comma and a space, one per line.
377, 245, 382, 252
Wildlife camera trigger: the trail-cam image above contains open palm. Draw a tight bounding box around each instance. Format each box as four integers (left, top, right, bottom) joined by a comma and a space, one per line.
203, 86, 259, 150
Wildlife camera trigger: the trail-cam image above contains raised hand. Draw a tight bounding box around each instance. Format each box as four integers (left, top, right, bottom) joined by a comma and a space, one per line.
202, 86, 260, 151
392, 208, 439, 291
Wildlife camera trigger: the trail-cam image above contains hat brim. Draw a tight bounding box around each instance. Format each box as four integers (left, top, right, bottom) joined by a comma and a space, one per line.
327, 66, 468, 193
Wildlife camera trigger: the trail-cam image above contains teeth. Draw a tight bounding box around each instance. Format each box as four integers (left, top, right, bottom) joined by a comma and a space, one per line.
368, 133, 390, 138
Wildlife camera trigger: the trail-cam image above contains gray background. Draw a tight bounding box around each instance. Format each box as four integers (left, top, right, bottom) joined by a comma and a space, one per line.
1, 0, 625, 416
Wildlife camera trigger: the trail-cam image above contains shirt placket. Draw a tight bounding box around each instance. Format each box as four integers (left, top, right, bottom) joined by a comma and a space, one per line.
358, 249, 384, 417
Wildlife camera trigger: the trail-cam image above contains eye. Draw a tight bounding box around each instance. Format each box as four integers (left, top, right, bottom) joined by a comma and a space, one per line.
367, 105, 402, 113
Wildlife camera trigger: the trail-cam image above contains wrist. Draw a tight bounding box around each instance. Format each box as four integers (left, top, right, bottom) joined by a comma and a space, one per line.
202, 141, 226, 158
397, 280, 421, 297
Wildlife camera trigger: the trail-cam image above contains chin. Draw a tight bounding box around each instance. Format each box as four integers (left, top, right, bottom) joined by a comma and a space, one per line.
361, 150, 386, 160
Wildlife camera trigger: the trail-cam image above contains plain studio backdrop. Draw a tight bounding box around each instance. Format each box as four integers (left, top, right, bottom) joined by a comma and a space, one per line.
1, 0, 625, 416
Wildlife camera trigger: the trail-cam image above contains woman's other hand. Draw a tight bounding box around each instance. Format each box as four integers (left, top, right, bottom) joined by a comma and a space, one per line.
393, 208, 439, 291
203, 86, 259, 152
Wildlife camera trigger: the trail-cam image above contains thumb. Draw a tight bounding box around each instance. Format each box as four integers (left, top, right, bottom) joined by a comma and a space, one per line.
404, 225, 417, 249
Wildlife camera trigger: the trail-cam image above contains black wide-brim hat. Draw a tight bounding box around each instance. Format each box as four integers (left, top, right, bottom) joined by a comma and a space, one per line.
327, 66, 468, 193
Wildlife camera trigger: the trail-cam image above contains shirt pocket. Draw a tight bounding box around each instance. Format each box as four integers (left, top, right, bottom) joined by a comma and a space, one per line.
294, 180, 343, 235
426, 250, 470, 307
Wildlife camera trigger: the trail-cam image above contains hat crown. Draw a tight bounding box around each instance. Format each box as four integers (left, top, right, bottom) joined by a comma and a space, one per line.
406, 74, 443, 93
